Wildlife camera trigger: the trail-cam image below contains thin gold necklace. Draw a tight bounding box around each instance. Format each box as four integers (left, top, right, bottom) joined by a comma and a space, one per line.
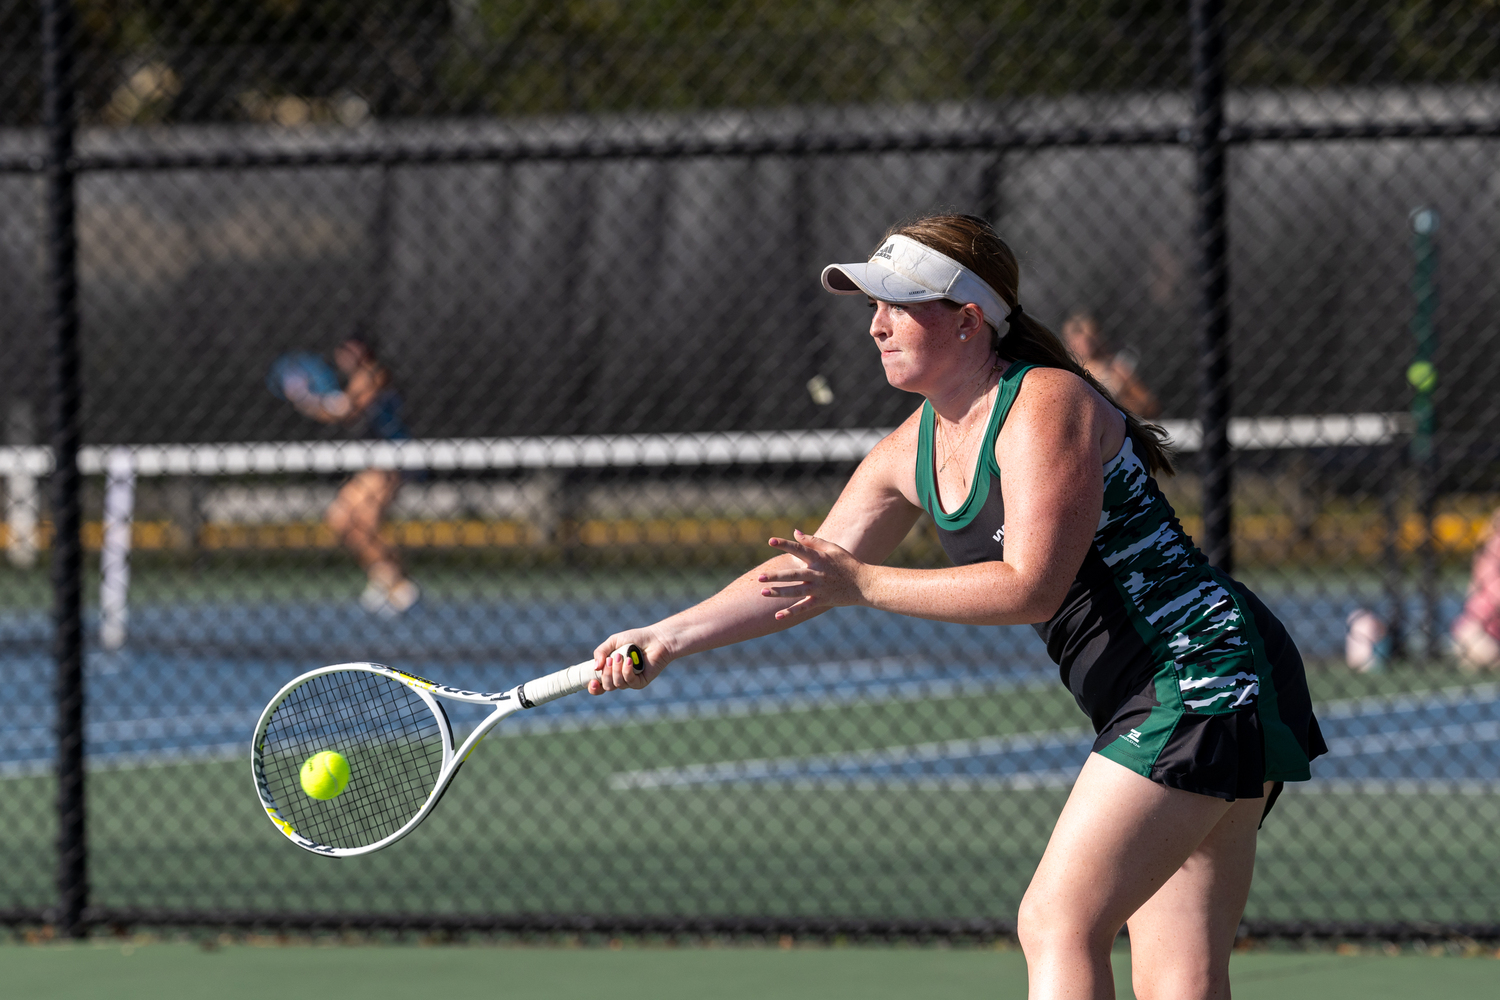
936, 376, 998, 480
936, 413, 977, 476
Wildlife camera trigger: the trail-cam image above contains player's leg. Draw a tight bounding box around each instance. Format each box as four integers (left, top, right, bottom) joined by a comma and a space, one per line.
1124, 784, 1267, 1000
327, 469, 399, 569
326, 469, 410, 603
1017, 753, 1237, 1000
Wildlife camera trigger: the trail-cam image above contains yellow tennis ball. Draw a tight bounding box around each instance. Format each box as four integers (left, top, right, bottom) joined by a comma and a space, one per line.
1407, 360, 1437, 393
300, 750, 350, 800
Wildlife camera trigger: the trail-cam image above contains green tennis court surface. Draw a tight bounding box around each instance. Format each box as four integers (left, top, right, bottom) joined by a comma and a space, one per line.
6, 940, 1498, 1000
3, 678, 1498, 924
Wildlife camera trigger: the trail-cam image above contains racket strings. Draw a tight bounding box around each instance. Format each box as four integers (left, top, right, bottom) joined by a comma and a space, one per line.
257, 670, 447, 850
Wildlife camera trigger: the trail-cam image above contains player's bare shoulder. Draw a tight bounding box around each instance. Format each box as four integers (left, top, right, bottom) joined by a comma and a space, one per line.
1000, 366, 1117, 458
1017, 366, 1116, 421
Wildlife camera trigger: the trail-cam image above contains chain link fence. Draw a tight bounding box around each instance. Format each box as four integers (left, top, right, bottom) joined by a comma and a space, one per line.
3, 0, 1498, 939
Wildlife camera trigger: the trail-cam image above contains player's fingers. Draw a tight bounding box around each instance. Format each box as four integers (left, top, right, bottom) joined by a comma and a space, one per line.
591, 649, 622, 692
791, 529, 851, 562
606, 649, 639, 688
593, 635, 629, 669
760, 583, 810, 599
766, 535, 812, 561
773, 596, 817, 621
757, 569, 815, 585
790, 527, 831, 551
594, 648, 636, 691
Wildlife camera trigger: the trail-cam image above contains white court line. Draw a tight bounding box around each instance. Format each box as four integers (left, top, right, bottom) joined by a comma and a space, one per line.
0, 742, 248, 779
611, 728, 1093, 790
0, 708, 262, 750
1312, 681, 1500, 720
610, 684, 1500, 792
1320, 720, 1500, 756
1303, 779, 1500, 794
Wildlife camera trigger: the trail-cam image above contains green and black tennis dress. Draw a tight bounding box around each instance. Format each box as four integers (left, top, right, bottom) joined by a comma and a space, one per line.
917, 363, 1326, 803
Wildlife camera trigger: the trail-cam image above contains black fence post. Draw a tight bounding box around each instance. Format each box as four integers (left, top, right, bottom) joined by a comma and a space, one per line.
1191, 0, 1232, 573
42, 0, 87, 939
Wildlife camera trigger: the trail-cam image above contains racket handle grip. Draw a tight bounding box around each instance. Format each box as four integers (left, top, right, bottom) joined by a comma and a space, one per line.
519, 644, 646, 708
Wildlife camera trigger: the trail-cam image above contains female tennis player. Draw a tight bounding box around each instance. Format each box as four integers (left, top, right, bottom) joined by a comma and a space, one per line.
590, 214, 1325, 998
285, 334, 419, 615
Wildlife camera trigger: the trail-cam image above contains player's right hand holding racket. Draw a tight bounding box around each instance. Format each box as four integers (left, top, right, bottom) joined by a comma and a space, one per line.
590, 634, 671, 693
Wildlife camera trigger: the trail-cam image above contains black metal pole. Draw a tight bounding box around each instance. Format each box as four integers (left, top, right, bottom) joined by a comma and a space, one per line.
43, 0, 87, 939
1191, 0, 1232, 572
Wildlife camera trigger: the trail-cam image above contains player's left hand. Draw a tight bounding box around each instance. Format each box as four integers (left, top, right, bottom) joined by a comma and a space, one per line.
759, 529, 869, 620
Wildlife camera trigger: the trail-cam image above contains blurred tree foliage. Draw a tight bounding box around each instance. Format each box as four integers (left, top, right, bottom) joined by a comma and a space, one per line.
0, 0, 1496, 126
1231, 0, 1500, 87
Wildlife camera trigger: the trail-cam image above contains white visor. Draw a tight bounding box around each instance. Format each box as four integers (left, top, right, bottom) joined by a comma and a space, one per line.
821, 234, 1011, 330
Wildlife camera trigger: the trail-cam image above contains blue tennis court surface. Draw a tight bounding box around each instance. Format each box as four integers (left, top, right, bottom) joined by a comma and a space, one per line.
0, 597, 1054, 775
2, 590, 1495, 792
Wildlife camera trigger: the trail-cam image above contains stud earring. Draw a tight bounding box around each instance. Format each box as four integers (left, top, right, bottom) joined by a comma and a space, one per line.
959, 333, 968, 341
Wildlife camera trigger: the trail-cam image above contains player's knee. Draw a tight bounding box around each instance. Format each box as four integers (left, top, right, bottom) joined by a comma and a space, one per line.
1133, 959, 1227, 1000
1017, 889, 1112, 960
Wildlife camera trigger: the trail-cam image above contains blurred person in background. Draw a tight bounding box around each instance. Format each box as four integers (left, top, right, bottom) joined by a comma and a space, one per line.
285, 334, 420, 615
1451, 508, 1500, 670
1347, 509, 1500, 673
1061, 310, 1161, 419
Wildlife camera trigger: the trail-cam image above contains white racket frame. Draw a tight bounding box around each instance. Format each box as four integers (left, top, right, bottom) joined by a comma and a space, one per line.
252, 648, 639, 857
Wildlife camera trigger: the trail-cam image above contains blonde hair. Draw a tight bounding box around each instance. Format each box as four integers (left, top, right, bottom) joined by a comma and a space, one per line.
886, 214, 1174, 476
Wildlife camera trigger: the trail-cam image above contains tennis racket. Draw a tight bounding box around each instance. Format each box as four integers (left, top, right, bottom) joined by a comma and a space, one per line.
251, 644, 645, 857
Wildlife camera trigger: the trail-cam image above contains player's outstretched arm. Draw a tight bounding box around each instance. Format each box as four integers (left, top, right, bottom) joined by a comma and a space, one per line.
592, 373, 1114, 693
757, 368, 1110, 628
589, 422, 926, 693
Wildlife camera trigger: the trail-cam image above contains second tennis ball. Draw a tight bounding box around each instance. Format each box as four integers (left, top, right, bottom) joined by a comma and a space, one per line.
1407, 360, 1437, 393
300, 750, 350, 800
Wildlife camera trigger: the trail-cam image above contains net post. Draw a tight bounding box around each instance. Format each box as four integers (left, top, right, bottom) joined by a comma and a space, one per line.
100, 447, 136, 650
1191, 0, 1232, 573
43, 0, 87, 941
4, 404, 40, 567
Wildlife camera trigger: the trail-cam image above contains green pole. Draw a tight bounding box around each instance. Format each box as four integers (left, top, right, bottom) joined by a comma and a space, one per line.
1407, 208, 1438, 461
1407, 207, 1439, 660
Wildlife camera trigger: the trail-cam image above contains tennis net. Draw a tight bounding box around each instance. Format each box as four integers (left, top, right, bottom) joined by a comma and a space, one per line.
2, 413, 1413, 651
